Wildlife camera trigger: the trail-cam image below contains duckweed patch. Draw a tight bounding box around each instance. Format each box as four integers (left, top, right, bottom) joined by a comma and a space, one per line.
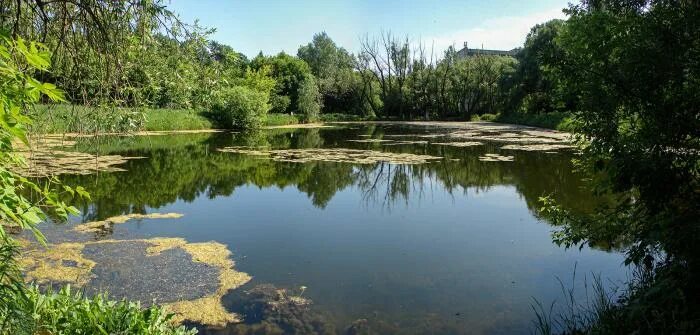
264, 123, 335, 129
73, 213, 184, 233
432, 141, 484, 147
348, 139, 394, 143
20, 242, 96, 286
478, 153, 515, 162
500, 143, 575, 151
218, 147, 442, 165
15, 135, 144, 177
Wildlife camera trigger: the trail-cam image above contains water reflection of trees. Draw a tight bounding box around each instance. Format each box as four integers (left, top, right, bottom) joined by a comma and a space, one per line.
61, 128, 598, 226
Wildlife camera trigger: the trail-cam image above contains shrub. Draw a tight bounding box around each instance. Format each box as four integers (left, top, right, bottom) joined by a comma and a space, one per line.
211, 86, 269, 129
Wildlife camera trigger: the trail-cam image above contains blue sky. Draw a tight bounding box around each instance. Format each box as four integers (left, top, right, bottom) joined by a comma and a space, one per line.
168, 0, 570, 57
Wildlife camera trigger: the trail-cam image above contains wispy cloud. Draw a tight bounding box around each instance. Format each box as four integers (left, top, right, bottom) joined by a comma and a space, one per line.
428, 7, 567, 53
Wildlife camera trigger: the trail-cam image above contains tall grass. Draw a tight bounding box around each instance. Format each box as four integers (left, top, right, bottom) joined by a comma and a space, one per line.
531, 266, 621, 335
29, 104, 214, 133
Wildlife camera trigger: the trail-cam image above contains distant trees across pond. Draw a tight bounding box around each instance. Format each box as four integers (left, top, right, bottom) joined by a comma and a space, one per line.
0, 0, 577, 128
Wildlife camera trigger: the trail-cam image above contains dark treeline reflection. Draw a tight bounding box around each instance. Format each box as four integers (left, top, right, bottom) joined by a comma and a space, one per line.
60, 125, 599, 236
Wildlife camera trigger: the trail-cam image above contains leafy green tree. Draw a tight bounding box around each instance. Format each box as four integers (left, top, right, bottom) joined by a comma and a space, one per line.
298, 32, 356, 112
297, 75, 322, 122
251, 52, 313, 115
504, 19, 573, 115
539, 1, 700, 332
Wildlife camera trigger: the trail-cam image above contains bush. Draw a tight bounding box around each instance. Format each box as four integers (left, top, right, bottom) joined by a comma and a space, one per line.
211, 86, 269, 129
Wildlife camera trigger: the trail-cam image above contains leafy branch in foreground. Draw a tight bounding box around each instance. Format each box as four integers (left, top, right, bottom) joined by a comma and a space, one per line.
0, 33, 195, 335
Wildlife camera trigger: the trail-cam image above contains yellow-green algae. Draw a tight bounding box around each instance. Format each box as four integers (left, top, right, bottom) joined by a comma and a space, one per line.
20, 242, 96, 286
478, 153, 515, 162
14, 135, 144, 177
73, 213, 184, 233
20, 237, 251, 328
218, 147, 442, 164
432, 141, 483, 147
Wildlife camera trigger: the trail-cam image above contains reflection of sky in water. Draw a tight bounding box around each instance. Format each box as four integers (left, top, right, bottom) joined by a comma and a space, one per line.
48, 126, 628, 334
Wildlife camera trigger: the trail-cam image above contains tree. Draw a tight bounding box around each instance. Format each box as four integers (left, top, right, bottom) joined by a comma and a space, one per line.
297, 75, 322, 122
505, 19, 573, 115
251, 52, 313, 114
298, 32, 356, 112
540, 1, 700, 332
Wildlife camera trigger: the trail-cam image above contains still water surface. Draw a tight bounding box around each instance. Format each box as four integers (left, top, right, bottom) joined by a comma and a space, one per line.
46, 123, 627, 334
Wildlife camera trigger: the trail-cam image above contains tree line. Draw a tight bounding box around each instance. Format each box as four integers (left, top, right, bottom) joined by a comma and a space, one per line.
0, 0, 572, 127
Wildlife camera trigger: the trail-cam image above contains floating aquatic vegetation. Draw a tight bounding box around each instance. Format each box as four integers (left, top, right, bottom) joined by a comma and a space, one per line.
20, 242, 96, 286
500, 143, 574, 151
218, 147, 442, 165
382, 140, 430, 145
347, 139, 394, 143
432, 141, 483, 147
143, 238, 252, 327
15, 135, 144, 177
20, 237, 251, 328
478, 153, 515, 162
73, 213, 184, 233
264, 123, 335, 129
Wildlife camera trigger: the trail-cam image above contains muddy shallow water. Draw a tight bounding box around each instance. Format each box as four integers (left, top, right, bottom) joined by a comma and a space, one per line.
26, 122, 627, 334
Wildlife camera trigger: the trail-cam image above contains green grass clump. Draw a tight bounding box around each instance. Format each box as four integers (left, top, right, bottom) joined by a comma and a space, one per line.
143, 108, 213, 131
264, 113, 301, 126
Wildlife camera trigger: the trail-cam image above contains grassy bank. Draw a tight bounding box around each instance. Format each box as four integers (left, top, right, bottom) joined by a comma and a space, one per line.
29, 105, 355, 133
30, 105, 214, 133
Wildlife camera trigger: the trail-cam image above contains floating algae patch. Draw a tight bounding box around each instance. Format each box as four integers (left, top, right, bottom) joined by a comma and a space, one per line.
478, 153, 515, 162
347, 139, 395, 143
19, 242, 96, 286
432, 141, 483, 147
218, 147, 442, 165
81, 240, 220, 304
155, 240, 253, 327
500, 143, 575, 151
264, 123, 336, 129
20, 237, 251, 328
73, 213, 184, 234
382, 140, 430, 145
14, 135, 144, 177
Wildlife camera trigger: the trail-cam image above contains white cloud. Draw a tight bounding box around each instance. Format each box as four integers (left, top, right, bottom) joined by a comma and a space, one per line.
428, 7, 567, 53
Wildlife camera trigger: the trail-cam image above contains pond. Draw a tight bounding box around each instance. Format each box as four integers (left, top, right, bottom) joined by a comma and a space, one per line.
25, 122, 627, 334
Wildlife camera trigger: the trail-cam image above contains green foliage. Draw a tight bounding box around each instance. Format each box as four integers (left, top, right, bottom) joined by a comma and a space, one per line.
357, 33, 517, 120
7, 284, 194, 335
0, 33, 196, 335
29, 105, 214, 133
535, 0, 700, 332
0, 34, 80, 242
297, 75, 322, 122
504, 19, 574, 116
250, 52, 313, 114
298, 32, 357, 113
495, 112, 574, 131
211, 86, 269, 129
